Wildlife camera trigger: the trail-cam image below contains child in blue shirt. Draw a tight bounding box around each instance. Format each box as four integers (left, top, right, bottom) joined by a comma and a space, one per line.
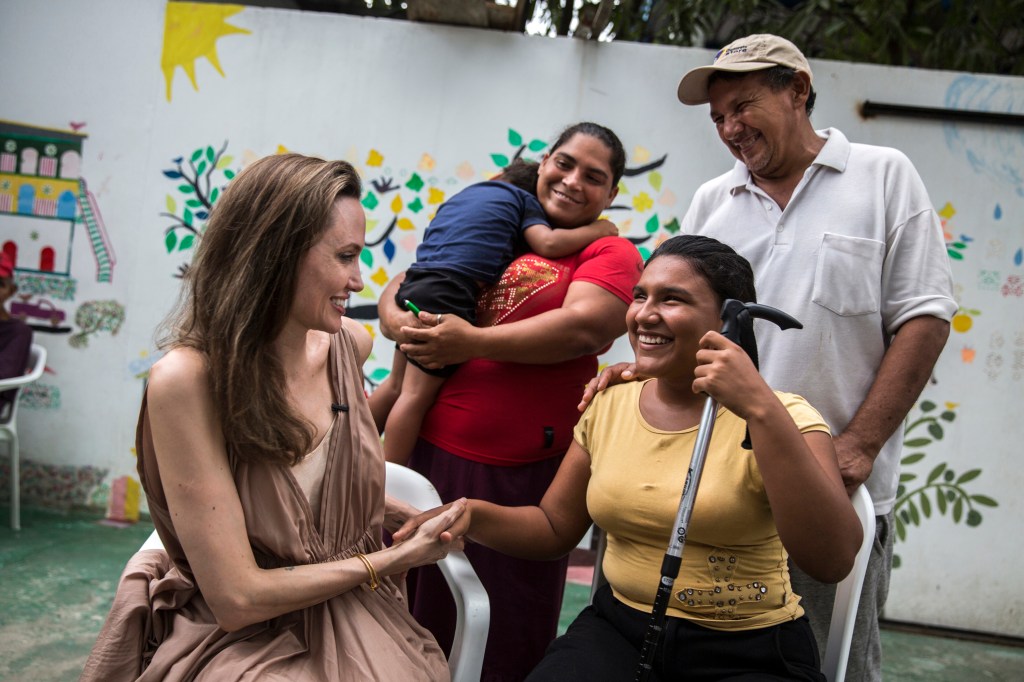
383, 160, 617, 463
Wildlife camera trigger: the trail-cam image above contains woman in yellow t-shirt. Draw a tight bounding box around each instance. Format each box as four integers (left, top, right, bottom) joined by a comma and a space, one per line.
397, 235, 862, 681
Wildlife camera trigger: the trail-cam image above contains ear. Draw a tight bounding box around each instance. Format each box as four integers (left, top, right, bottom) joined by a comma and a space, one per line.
605, 183, 619, 208
791, 71, 812, 110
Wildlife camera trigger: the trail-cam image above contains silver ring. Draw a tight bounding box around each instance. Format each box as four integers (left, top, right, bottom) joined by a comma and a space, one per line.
436, 313, 443, 325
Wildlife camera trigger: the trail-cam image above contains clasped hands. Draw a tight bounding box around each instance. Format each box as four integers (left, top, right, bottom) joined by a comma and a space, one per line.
391, 307, 477, 370
392, 497, 472, 550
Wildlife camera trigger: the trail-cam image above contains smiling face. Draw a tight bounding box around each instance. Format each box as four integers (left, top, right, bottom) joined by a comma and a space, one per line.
537, 133, 619, 228
627, 255, 722, 385
288, 196, 365, 335
707, 71, 808, 180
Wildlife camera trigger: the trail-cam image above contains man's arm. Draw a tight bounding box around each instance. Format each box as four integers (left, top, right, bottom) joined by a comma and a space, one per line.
834, 314, 950, 494
400, 281, 628, 367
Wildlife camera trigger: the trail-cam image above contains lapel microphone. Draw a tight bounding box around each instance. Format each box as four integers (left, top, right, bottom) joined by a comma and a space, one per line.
331, 403, 349, 413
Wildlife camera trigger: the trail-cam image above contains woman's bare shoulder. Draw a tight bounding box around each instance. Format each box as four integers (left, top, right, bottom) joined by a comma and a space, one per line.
148, 347, 211, 404
341, 317, 372, 366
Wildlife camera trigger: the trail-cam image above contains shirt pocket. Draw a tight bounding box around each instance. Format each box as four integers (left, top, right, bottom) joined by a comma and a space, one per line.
812, 233, 884, 316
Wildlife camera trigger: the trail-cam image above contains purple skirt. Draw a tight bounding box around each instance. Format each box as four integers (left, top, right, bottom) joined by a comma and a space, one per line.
407, 439, 569, 682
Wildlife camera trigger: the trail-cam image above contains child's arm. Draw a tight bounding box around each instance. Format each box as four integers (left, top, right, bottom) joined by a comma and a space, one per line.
523, 219, 618, 259
368, 350, 406, 433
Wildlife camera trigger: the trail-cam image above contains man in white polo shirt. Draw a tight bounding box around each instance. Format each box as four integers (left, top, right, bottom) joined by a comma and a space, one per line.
677, 34, 956, 682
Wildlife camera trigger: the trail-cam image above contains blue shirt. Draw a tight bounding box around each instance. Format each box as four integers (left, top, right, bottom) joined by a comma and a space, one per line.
410, 181, 549, 283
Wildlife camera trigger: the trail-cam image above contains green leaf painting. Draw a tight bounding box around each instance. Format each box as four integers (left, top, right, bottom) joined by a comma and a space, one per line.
159, 141, 238, 270
405, 173, 424, 192
892, 400, 999, 569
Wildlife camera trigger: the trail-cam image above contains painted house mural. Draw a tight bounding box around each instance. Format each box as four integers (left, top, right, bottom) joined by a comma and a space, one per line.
1, 0, 1021, 640
0, 120, 116, 335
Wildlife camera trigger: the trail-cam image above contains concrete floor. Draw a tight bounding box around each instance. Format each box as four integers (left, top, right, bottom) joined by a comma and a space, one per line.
1, 506, 1022, 681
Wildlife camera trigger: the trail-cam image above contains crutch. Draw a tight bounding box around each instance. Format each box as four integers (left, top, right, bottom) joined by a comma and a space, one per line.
634, 298, 802, 682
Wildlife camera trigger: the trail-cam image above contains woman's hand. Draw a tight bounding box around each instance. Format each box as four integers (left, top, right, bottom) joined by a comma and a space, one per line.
692, 331, 775, 421
399, 311, 479, 369
577, 362, 639, 412
392, 499, 471, 546
383, 495, 421, 534
391, 499, 470, 569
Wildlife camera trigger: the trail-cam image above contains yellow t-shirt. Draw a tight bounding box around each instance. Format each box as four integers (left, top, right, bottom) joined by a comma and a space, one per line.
574, 380, 830, 631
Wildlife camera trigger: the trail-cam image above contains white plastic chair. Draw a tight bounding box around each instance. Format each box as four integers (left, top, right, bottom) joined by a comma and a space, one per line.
385, 462, 490, 682
588, 486, 875, 682
134, 462, 490, 682
0, 343, 47, 530
822, 485, 875, 682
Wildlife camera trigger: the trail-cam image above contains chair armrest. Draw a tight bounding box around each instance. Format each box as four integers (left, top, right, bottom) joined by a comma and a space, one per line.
0, 344, 46, 391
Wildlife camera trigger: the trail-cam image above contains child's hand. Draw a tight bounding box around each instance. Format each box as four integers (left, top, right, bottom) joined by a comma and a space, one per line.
594, 219, 619, 237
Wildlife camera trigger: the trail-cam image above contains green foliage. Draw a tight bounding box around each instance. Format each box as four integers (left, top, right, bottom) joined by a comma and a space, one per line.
893, 399, 999, 568
531, 0, 1024, 76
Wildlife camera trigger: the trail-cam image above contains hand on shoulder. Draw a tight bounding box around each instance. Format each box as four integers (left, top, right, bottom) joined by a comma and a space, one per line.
578, 362, 639, 412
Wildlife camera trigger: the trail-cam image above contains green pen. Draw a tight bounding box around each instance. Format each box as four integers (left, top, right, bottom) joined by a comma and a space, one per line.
403, 299, 422, 316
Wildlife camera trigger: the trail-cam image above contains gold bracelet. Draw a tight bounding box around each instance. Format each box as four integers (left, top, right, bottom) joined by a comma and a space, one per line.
355, 553, 379, 591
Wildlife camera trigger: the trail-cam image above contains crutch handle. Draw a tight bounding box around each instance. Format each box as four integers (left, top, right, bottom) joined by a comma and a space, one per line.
718, 300, 802, 448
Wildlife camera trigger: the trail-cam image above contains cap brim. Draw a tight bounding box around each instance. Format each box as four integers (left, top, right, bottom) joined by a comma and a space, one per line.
677, 61, 779, 105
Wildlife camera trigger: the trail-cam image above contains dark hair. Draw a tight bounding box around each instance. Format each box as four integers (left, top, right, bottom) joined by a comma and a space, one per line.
551, 121, 626, 185
496, 159, 540, 195
164, 153, 362, 466
707, 66, 816, 116
646, 234, 756, 306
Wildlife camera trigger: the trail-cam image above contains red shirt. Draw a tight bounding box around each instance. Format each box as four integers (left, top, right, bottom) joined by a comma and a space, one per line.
418, 236, 643, 466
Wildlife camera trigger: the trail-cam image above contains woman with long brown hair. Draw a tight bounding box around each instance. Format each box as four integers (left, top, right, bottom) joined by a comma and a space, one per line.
83, 153, 464, 681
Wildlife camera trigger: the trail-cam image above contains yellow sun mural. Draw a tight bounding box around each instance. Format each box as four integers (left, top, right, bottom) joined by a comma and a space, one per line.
161, 2, 251, 102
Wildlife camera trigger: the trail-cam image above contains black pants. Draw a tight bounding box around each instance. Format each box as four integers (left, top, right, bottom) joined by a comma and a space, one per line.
527, 585, 825, 682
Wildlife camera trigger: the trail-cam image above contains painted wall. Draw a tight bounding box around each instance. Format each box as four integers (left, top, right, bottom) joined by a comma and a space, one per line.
1, 0, 1021, 637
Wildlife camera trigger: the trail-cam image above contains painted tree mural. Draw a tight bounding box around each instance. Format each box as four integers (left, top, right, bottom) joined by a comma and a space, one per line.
160, 143, 237, 276
893, 399, 999, 568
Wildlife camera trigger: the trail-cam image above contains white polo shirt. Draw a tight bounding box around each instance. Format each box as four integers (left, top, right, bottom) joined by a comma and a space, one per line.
682, 128, 956, 516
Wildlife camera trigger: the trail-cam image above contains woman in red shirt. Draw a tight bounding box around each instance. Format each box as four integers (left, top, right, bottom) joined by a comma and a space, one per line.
379, 122, 643, 681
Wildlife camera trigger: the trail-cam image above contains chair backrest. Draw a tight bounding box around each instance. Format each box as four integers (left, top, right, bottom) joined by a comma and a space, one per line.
384, 462, 490, 682
822, 485, 875, 682
0, 343, 46, 426
589, 485, 876, 682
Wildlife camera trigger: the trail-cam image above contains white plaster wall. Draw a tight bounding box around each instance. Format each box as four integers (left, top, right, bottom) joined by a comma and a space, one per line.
1, 0, 1021, 636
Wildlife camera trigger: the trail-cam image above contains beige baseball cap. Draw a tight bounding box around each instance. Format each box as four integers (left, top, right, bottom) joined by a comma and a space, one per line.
677, 34, 812, 105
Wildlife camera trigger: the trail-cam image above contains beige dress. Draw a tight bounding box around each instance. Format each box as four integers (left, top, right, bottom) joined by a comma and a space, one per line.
81, 328, 449, 681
